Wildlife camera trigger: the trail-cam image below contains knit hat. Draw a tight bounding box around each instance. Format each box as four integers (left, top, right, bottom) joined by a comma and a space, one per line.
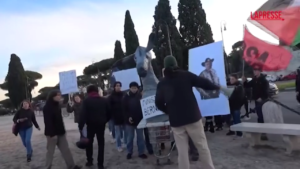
129, 81, 139, 88
164, 55, 178, 68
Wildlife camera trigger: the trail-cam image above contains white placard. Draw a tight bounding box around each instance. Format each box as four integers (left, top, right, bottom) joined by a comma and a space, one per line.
188, 41, 230, 117
59, 70, 79, 94
112, 68, 140, 91
140, 95, 163, 119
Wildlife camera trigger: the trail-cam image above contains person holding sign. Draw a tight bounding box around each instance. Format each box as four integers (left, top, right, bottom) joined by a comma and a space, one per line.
155, 55, 219, 169
67, 94, 82, 124
123, 82, 148, 160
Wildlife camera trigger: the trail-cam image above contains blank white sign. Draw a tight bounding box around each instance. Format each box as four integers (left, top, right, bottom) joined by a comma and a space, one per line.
59, 70, 79, 94
112, 68, 140, 91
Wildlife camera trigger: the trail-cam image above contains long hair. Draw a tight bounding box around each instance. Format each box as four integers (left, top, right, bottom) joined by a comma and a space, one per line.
19, 100, 32, 110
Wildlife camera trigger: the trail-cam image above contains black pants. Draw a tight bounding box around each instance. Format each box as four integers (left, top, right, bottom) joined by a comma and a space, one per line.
86, 124, 105, 166
214, 115, 223, 128
144, 128, 153, 153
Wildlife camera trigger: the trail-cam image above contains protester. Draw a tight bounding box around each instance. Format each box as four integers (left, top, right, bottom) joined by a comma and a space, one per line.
243, 64, 269, 140
107, 81, 127, 152
43, 90, 81, 169
78, 85, 110, 169
226, 74, 244, 137
296, 68, 300, 104
143, 128, 154, 154
123, 82, 147, 160
67, 94, 82, 124
13, 100, 40, 162
155, 55, 219, 169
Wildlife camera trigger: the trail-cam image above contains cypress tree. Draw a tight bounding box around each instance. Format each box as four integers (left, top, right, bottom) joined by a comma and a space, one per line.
124, 10, 140, 55
153, 0, 184, 69
113, 40, 125, 61
178, 0, 214, 68
6, 54, 27, 108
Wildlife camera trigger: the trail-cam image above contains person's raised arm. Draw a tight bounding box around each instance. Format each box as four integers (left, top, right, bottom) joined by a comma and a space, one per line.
155, 82, 167, 114
188, 71, 220, 90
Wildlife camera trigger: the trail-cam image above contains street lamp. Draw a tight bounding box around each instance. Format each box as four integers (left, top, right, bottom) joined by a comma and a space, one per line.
220, 20, 230, 75
155, 20, 173, 56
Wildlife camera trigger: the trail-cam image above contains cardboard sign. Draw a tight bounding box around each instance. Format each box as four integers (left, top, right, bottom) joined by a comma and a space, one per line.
59, 70, 78, 94
140, 95, 163, 119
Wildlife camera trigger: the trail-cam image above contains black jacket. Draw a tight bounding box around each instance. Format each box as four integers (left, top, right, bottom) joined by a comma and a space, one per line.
296, 70, 300, 92
108, 91, 124, 125
66, 102, 81, 123
229, 81, 245, 111
122, 91, 143, 126
243, 74, 269, 100
78, 94, 111, 130
155, 67, 220, 127
13, 108, 39, 129
43, 100, 66, 137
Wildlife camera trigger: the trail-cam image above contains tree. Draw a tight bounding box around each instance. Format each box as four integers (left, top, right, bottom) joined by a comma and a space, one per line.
124, 10, 140, 55
114, 40, 125, 61
178, 0, 214, 69
153, 0, 184, 70
6, 54, 27, 108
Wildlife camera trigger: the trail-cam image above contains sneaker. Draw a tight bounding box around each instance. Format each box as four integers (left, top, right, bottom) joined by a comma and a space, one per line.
27, 155, 31, 162
117, 147, 123, 152
126, 153, 132, 160
226, 131, 235, 136
110, 139, 116, 144
139, 154, 148, 159
85, 161, 93, 167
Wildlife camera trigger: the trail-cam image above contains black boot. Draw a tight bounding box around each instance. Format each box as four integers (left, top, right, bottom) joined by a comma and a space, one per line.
226, 131, 235, 136
204, 122, 209, 132
27, 154, 31, 162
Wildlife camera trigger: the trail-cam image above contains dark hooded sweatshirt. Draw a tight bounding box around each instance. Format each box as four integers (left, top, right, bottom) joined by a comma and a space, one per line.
243, 74, 269, 101
108, 90, 124, 125
43, 96, 66, 137
122, 91, 143, 126
13, 108, 39, 129
229, 81, 245, 111
78, 92, 111, 130
155, 67, 220, 127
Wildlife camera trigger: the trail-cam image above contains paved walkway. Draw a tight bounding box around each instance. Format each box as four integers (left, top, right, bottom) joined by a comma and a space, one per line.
0, 114, 299, 169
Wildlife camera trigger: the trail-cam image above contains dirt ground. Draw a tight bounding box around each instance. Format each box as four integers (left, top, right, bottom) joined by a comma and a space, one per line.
1, 114, 300, 169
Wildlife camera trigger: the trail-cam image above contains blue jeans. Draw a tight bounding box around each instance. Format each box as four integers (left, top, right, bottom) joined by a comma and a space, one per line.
126, 125, 145, 155
255, 101, 264, 123
19, 127, 33, 155
115, 125, 127, 148
232, 110, 243, 136
108, 120, 115, 139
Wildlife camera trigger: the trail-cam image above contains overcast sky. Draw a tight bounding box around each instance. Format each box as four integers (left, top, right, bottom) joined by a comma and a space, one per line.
0, 0, 277, 100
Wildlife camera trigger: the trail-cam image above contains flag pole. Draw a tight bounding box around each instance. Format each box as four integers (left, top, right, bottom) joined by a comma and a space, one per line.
242, 24, 245, 77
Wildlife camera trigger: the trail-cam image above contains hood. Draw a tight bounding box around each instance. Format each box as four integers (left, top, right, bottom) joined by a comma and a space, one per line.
163, 66, 181, 78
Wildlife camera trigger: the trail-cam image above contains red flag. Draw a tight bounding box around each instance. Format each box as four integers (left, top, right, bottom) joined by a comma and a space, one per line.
243, 27, 292, 71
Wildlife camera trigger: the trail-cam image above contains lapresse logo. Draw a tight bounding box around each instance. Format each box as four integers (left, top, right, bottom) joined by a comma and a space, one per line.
250, 11, 284, 21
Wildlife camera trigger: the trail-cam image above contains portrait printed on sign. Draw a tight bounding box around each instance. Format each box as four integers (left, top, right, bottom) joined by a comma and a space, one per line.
198, 58, 220, 100
188, 41, 230, 117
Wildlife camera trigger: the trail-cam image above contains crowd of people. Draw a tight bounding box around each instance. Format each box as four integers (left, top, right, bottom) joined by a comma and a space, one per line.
11, 56, 270, 169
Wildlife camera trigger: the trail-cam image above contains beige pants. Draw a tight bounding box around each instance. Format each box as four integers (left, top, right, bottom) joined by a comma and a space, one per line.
45, 134, 75, 169
172, 120, 215, 169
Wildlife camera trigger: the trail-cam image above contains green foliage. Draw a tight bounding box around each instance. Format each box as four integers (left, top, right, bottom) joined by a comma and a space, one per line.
124, 10, 140, 55
83, 58, 115, 76
114, 40, 125, 61
153, 0, 184, 70
6, 54, 27, 108
151, 58, 161, 79
0, 99, 13, 109
178, 0, 214, 70
77, 75, 98, 86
